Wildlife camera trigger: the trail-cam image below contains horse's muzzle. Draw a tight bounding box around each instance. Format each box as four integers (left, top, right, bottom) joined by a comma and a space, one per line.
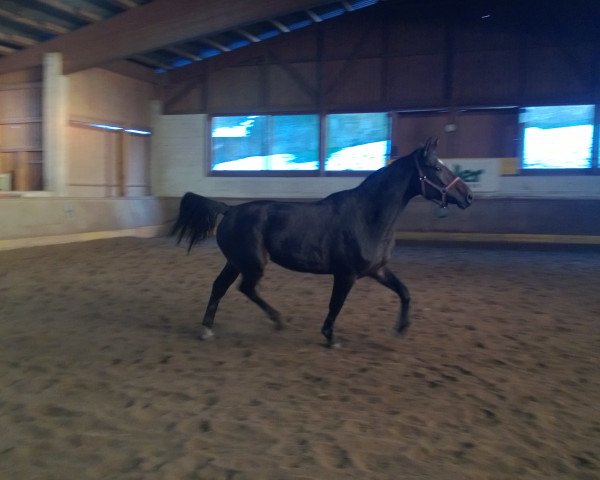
456, 182, 474, 209
466, 191, 474, 206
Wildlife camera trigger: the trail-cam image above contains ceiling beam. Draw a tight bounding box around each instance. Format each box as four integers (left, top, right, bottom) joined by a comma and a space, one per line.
101, 59, 164, 84
0, 0, 335, 75
0, 45, 17, 56
270, 19, 291, 33
341, 1, 354, 11
35, 0, 104, 23
165, 47, 201, 62
130, 54, 171, 70
200, 38, 231, 53
104, 0, 140, 9
0, 31, 38, 48
235, 29, 261, 43
0, 7, 70, 35
305, 10, 322, 22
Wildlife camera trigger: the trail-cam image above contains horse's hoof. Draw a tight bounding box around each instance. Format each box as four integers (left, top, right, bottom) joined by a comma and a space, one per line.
325, 339, 342, 349
395, 322, 411, 337
199, 327, 214, 341
273, 320, 285, 331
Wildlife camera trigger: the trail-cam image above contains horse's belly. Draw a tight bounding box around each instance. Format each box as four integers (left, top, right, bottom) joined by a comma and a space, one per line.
269, 251, 331, 274
267, 239, 332, 274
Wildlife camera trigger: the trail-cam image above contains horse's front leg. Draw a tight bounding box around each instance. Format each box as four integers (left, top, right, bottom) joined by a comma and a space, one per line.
321, 274, 356, 348
369, 267, 411, 334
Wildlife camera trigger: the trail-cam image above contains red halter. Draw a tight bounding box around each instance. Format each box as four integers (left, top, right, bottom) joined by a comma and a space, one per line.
414, 157, 461, 208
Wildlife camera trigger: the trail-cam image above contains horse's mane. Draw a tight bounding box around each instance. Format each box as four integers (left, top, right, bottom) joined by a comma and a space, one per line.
355, 148, 418, 196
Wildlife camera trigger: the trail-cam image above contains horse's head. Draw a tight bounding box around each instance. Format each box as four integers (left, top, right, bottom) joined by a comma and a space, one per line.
414, 137, 473, 209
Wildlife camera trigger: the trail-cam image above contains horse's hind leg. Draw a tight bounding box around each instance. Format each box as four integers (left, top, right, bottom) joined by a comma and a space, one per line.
239, 270, 283, 330
200, 261, 240, 339
369, 267, 411, 334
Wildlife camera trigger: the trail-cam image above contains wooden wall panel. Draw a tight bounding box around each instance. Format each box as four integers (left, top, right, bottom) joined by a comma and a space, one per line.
324, 58, 383, 107
0, 87, 41, 119
453, 50, 520, 104
524, 46, 594, 102
0, 79, 42, 191
66, 67, 154, 197
454, 24, 520, 52
124, 134, 150, 196
267, 62, 317, 109
388, 55, 445, 107
163, 81, 203, 113
394, 110, 518, 159
394, 112, 452, 158
67, 124, 150, 197
11, 153, 29, 191
67, 124, 122, 197
0, 152, 13, 189
163, 4, 599, 115
0, 151, 42, 191
322, 15, 382, 60
27, 152, 43, 191
69, 68, 155, 127
267, 29, 317, 64
0, 67, 42, 85
453, 111, 519, 158
67, 125, 107, 186
208, 66, 261, 112
0, 123, 41, 150
386, 20, 446, 56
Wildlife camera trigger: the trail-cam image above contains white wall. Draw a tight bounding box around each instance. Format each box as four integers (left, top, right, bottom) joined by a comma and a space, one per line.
151, 114, 600, 199
151, 113, 362, 198
498, 175, 600, 198
0, 196, 171, 248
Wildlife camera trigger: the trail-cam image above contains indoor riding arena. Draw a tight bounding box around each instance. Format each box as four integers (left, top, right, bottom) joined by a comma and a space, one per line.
1, 1, 599, 480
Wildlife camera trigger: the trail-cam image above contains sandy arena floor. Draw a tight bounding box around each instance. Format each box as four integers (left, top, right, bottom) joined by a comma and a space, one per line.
1, 237, 599, 480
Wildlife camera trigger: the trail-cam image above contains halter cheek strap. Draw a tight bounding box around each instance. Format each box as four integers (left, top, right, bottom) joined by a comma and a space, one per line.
415, 157, 461, 208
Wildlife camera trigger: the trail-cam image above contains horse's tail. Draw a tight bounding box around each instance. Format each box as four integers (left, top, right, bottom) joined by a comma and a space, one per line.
171, 192, 230, 252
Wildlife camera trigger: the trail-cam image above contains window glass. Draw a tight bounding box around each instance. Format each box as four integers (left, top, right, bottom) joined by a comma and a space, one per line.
325, 113, 390, 171
211, 115, 318, 171
211, 115, 267, 171
521, 105, 594, 169
271, 115, 319, 170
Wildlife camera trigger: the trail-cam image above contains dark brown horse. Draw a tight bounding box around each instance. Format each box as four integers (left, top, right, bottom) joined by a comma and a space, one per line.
172, 138, 473, 346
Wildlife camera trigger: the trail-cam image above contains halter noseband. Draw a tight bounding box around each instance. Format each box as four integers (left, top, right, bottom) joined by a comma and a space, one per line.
414, 157, 461, 208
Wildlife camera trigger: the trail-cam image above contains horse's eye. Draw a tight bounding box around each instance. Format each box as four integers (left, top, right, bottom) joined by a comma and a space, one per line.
435, 166, 442, 172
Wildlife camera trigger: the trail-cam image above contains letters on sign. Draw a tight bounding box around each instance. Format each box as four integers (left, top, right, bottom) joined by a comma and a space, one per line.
442, 158, 500, 192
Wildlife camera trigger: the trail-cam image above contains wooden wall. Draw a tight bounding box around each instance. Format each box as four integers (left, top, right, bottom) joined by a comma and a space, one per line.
161, 2, 599, 160
0, 66, 155, 195
66, 68, 156, 197
0, 68, 43, 191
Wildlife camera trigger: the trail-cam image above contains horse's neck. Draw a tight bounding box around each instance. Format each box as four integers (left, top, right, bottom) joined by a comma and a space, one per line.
354, 158, 418, 234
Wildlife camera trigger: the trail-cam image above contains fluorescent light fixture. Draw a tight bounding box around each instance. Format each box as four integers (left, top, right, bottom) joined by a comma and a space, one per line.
124, 128, 152, 135
88, 123, 123, 131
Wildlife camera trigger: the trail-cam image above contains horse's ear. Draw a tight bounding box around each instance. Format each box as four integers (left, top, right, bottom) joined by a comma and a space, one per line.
422, 137, 438, 160
423, 137, 438, 160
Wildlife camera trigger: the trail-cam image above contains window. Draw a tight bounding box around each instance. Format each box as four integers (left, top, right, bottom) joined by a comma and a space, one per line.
209, 112, 391, 174
325, 112, 390, 171
520, 105, 595, 169
211, 115, 319, 171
